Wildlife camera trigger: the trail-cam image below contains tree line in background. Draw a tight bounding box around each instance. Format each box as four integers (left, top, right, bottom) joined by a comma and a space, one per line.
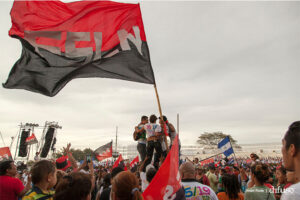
55, 148, 95, 161
53, 132, 240, 160
197, 132, 241, 149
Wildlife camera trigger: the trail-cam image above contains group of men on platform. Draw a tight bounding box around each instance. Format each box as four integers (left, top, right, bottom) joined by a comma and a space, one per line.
134, 114, 177, 170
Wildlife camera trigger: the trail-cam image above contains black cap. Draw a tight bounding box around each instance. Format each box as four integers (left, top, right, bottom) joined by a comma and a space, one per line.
159, 115, 167, 121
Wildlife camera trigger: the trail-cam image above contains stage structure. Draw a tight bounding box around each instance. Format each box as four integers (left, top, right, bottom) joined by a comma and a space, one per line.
13, 122, 61, 161
14, 123, 39, 160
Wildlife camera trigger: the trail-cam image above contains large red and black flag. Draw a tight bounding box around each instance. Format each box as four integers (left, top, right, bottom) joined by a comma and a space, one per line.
3, 0, 155, 96
94, 141, 113, 161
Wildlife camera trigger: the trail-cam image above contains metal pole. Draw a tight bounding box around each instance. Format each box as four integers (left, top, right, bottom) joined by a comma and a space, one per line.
38, 121, 48, 152
199, 152, 223, 162
177, 113, 179, 135
27, 126, 34, 162
14, 123, 23, 160
0, 131, 6, 146
154, 85, 169, 152
27, 144, 31, 162
228, 136, 238, 165
10, 130, 20, 151
116, 126, 118, 155
9, 137, 14, 150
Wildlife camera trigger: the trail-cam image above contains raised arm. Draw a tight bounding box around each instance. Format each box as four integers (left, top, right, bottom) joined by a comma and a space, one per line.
88, 160, 95, 190
64, 143, 78, 170
185, 157, 193, 163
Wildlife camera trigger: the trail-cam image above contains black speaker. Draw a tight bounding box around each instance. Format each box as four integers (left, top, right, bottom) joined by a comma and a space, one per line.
18, 130, 30, 157
40, 127, 55, 158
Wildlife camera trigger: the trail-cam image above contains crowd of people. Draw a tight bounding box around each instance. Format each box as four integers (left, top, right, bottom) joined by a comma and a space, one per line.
0, 120, 299, 200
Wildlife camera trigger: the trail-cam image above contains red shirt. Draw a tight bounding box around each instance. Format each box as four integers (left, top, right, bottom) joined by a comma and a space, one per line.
197, 174, 210, 186
0, 175, 24, 200
284, 183, 292, 189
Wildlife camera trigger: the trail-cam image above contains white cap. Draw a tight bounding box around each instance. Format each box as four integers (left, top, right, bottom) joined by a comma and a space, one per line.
145, 164, 155, 173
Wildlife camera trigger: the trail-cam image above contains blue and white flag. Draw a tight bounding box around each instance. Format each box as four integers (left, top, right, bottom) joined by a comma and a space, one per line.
228, 157, 234, 165
218, 136, 234, 157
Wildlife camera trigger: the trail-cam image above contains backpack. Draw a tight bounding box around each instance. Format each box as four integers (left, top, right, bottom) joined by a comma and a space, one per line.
133, 125, 142, 141
133, 130, 139, 141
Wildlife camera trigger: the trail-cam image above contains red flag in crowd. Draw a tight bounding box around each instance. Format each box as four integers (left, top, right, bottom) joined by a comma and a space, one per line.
0, 147, 12, 161
143, 135, 181, 200
246, 159, 252, 164
130, 156, 139, 168
25, 133, 38, 145
56, 155, 71, 171
94, 141, 113, 161
113, 154, 123, 169
200, 158, 214, 166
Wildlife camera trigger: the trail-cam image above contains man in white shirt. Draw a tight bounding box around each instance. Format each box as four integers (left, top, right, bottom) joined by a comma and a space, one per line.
281, 121, 300, 200
140, 164, 156, 192
143, 114, 163, 170
34, 151, 40, 162
180, 162, 218, 200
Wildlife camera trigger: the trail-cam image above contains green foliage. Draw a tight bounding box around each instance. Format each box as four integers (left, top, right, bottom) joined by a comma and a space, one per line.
54, 148, 95, 161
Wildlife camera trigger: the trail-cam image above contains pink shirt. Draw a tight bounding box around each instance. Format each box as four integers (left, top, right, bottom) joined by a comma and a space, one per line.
0, 175, 24, 200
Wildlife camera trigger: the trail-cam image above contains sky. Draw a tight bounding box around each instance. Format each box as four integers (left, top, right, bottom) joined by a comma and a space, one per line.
0, 0, 299, 156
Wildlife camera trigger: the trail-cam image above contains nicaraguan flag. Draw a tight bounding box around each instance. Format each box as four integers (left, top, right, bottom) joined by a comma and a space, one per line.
218, 136, 234, 157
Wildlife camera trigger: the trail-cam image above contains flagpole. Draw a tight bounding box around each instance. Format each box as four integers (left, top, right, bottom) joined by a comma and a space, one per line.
0, 131, 6, 147
199, 152, 223, 162
177, 113, 179, 135
154, 84, 169, 152
27, 144, 31, 162
115, 126, 118, 156
26, 127, 33, 162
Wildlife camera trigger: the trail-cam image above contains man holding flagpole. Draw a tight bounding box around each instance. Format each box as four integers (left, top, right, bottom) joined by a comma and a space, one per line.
143, 114, 163, 170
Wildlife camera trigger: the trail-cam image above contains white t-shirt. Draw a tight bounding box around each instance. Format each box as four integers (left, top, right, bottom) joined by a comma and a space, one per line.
281, 182, 300, 200
34, 155, 40, 162
144, 123, 161, 138
181, 179, 218, 200
22, 173, 28, 186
